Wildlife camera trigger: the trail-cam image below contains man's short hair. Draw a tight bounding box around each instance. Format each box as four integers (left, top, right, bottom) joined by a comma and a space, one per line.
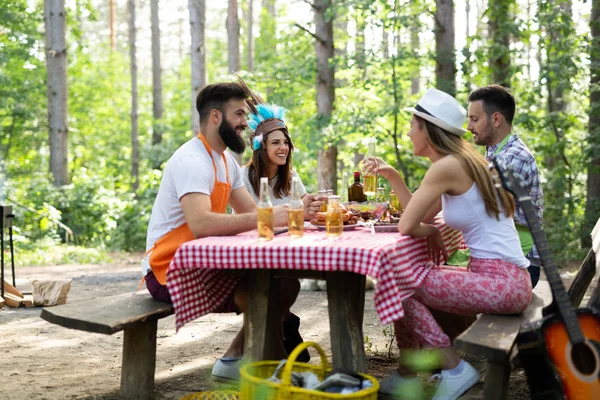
196, 83, 248, 123
468, 84, 516, 125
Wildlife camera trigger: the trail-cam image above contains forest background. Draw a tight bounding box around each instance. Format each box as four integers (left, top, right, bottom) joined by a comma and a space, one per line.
1, 0, 599, 266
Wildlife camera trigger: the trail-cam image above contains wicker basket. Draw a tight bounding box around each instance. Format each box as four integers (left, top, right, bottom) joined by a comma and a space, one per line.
180, 390, 239, 400
239, 342, 379, 400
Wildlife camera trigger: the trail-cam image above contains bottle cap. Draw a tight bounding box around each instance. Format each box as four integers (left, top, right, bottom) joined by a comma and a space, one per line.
353, 171, 361, 179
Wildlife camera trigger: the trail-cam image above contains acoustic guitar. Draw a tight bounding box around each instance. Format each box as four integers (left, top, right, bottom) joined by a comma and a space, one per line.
492, 157, 600, 400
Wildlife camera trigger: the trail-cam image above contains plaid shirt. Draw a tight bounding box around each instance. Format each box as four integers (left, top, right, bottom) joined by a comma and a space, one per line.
485, 134, 543, 259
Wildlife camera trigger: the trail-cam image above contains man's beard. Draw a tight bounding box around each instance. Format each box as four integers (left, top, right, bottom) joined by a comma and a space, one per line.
219, 118, 246, 154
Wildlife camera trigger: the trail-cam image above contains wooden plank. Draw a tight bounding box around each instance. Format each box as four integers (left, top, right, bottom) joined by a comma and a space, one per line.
326, 272, 367, 372
455, 281, 553, 362
522, 280, 553, 326
245, 270, 286, 361
40, 292, 174, 335
120, 320, 158, 400
23, 294, 34, 308
2, 279, 23, 298
455, 314, 521, 362
0, 296, 4, 309
483, 362, 511, 400
4, 292, 23, 308
567, 249, 596, 307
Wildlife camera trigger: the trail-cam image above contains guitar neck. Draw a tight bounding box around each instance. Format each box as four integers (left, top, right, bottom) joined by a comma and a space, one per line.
520, 199, 585, 344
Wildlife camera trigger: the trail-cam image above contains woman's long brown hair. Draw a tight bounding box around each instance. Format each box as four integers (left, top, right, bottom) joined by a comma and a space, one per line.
416, 116, 515, 219
246, 129, 295, 199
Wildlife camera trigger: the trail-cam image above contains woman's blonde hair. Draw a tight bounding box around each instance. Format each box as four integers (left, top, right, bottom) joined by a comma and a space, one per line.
415, 116, 515, 219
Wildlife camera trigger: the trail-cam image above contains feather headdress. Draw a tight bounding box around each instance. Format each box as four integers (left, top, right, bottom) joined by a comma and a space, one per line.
235, 75, 289, 151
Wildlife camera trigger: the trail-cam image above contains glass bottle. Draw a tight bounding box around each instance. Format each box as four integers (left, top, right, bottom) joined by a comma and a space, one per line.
376, 187, 386, 203
326, 195, 343, 237
340, 172, 349, 203
288, 177, 304, 238
257, 177, 274, 241
363, 139, 377, 197
348, 171, 367, 202
389, 189, 401, 216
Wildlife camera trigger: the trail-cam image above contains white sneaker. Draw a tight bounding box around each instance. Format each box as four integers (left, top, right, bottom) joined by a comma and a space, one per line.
379, 370, 424, 399
211, 357, 242, 382
430, 361, 480, 400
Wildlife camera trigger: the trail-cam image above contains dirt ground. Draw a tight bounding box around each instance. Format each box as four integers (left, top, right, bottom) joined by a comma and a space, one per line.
0, 253, 593, 399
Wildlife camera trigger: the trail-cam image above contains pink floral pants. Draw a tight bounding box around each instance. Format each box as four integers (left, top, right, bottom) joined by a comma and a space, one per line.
394, 257, 532, 349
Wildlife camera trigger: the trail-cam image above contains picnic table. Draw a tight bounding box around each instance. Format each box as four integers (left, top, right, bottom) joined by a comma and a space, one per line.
167, 218, 464, 372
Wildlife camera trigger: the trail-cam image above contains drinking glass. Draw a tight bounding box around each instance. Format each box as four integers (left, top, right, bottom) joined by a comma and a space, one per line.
326, 195, 343, 237
363, 140, 377, 197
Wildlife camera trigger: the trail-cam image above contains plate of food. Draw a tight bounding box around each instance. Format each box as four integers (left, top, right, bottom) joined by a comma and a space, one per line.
373, 222, 399, 233
344, 202, 389, 221
310, 207, 359, 230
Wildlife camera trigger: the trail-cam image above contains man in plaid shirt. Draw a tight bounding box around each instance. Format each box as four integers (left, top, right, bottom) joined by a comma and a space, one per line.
468, 84, 544, 288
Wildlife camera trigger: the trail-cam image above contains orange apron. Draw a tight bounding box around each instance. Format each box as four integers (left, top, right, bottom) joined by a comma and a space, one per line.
148, 133, 232, 285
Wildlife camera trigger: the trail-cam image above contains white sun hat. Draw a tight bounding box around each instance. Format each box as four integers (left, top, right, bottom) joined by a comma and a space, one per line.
403, 88, 467, 136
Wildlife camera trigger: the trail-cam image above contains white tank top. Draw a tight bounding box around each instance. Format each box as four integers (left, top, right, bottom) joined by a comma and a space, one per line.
442, 183, 530, 268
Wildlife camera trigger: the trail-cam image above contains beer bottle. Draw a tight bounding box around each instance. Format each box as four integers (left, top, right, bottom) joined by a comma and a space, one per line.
288, 177, 304, 238
257, 177, 274, 241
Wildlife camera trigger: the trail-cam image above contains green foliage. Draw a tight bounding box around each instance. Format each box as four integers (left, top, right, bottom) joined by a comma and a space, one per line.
0, 0, 595, 265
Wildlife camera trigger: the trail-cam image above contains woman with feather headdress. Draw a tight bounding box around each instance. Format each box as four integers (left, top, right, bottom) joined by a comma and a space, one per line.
242, 103, 309, 205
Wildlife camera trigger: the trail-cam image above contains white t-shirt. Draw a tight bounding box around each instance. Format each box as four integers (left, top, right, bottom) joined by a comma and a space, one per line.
442, 183, 530, 268
241, 166, 307, 206
144, 137, 244, 266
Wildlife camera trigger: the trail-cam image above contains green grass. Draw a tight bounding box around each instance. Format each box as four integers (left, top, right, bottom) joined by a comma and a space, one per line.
11, 241, 110, 267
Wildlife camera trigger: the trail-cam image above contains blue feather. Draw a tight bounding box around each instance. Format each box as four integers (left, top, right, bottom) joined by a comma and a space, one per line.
248, 103, 287, 132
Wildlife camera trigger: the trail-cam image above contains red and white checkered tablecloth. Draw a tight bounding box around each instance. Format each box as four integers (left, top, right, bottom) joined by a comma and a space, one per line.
167, 219, 464, 331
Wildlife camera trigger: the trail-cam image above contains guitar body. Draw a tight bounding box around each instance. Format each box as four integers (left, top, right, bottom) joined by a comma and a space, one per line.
543, 309, 600, 399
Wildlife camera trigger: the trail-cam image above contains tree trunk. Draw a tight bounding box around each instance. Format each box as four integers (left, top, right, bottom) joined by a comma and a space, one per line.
128, 0, 139, 192
151, 0, 163, 147
110, 0, 116, 51
488, 0, 512, 87
314, 0, 336, 192
584, 0, 600, 247
410, 18, 420, 95
44, 0, 69, 186
355, 10, 366, 78
434, 0, 456, 96
227, 0, 240, 73
189, 0, 207, 133
382, 25, 389, 60
247, 0, 254, 71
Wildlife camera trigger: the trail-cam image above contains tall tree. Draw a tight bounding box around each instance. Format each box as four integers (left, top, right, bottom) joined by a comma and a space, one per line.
488, 0, 513, 87
434, 0, 456, 96
44, 0, 69, 186
127, 0, 139, 191
189, 0, 207, 133
410, 7, 420, 95
247, 0, 254, 71
355, 7, 366, 77
314, 0, 337, 192
109, 0, 116, 51
584, 0, 600, 246
150, 0, 164, 147
227, 0, 241, 73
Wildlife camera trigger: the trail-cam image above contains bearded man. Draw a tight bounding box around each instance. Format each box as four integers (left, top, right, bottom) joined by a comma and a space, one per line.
142, 82, 303, 382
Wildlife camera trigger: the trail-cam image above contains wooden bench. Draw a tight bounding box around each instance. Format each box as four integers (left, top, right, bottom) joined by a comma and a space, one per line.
454, 281, 553, 400
40, 291, 173, 400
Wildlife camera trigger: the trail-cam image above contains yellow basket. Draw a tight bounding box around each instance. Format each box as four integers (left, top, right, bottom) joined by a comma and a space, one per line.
180, 390, 239, 400
239, 342, 379, 400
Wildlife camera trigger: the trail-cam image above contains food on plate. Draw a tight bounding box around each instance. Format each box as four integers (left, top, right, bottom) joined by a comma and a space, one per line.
312, 207, 358, 226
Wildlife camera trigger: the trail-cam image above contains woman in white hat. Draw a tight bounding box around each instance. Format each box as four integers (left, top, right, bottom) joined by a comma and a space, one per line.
366, 88, 532, 399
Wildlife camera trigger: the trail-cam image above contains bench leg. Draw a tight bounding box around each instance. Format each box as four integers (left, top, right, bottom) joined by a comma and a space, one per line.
483, 361, 510, 400
326, 272, 366, 372
120, 320, 158, 400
